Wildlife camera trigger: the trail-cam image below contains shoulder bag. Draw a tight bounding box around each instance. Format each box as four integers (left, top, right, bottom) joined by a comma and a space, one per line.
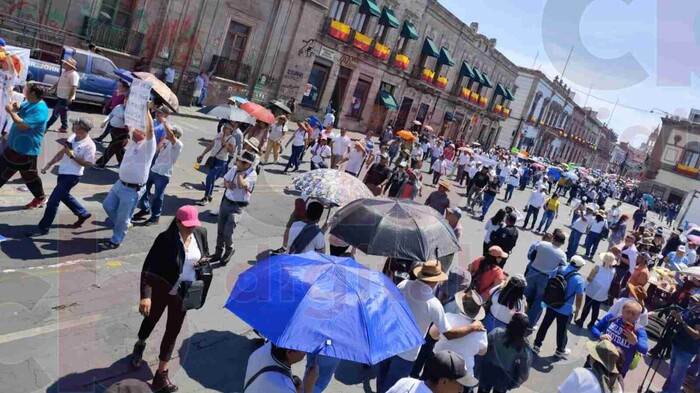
205, 136, 231, 168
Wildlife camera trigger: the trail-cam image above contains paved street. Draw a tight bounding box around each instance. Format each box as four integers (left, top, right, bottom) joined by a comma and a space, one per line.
0, 106, 667, 393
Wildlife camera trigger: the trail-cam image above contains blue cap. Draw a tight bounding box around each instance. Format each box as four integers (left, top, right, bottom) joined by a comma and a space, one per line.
0, 38, 6, 47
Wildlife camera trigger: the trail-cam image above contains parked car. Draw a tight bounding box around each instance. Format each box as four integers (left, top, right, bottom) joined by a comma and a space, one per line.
27, 46, 124, 105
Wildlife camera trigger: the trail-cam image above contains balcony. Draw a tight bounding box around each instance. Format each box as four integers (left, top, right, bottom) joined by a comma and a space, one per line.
211, 55, 251, 83
421, 68, 435, 83
460, 87, 471, 100
435, 76, 447, 89
493, 104, 510, 118
328, 19, 351, 42
372, 42, 390, 61
393, 53, 410, 70
676, 164, 699, 178
351, 31, 372, 52
82, 17, 143, 55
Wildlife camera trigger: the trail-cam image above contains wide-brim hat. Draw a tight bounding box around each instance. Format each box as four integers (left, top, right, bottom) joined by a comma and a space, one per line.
586, 340, 620, 374
488, 245, 508, 258
62, 57, 77, 69
454, 289, 486, 321
413, 260, 448, 283
244, 137, 261, 154
596, 209, 606, 217
237, 150, 257, 165
437, 179, 451, 191
627, 283, 647, 304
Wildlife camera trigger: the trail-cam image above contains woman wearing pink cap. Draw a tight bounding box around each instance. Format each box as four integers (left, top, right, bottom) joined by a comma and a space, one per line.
129, 205, 210, 392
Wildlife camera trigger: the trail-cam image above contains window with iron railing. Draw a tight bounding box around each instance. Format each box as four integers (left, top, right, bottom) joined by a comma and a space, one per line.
211, 55, 251, 83
99, 0, 135, 29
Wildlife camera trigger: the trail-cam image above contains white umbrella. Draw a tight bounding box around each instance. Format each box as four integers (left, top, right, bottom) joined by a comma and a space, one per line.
563, 172, 579, 181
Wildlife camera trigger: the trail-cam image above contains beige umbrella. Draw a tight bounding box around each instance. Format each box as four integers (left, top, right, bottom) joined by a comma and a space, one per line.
132, 72, 179, 113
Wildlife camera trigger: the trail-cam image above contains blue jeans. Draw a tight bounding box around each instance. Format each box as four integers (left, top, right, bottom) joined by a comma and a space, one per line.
204, 158, 227, 198
504, 184, 515, 201
138, 171, 170, 221
197, 87, 207, 106
584, 231, 602, 257
525, 269, 550, 327
537, 210, 555, 232
523, 206, 540, 229
662, 348, 695, 393
38, 174, 88, 231
571, 212, 580, 225
46, 98, 69, 130
377, 355, 414, 393
482, 193, 495, 218
306, 354, 342, 393
567, 229, 584, 259
284, 145, 304, 171
103, 181, 145, 244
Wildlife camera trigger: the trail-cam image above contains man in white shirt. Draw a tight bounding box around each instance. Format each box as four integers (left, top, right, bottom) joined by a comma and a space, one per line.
338, 141, 366, 177
377, 261, 483, 393
30, 118, 96, 236
134, 123, 184, 225
567, 206, 595, 259
264, 115, 287, 164
432, 290, 488, 375
386, 351, 478, 393
330, 128, 351, 169
523, 185, 547, 230
101, 110, 156, 249
212, 150, 258, 266
323, 109, 335, 128
163, 64, 175, 88
287, 201, 325, 254
244, 341, 318, 393
47, 57, 79, 133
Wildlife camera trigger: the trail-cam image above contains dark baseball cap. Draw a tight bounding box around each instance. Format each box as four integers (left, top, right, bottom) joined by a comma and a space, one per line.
421, 350, 478, 387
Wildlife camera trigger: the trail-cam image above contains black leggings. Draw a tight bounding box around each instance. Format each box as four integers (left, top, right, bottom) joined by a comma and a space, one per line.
576, 295, 602, 327
137, 285, 187, 362
0, 148, 45, 198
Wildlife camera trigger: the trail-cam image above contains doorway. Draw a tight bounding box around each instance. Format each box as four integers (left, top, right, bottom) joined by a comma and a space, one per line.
415, 103, 430, 124
331, 66, 352, 121
395, 97, 413, 130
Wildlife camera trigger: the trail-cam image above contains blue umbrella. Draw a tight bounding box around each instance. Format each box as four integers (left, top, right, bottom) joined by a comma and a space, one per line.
225, 252, 424, 365
307, 115, 322, 129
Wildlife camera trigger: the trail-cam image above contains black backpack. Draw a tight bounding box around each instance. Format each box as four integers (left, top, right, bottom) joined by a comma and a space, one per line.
543, 266, 580, 308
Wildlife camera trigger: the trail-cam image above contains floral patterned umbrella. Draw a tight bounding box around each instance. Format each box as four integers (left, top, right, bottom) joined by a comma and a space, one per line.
291, 169, 375, 207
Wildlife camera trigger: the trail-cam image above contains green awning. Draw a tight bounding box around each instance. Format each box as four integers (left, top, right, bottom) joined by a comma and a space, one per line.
460, 61, 475, 79
379, 7, 399, 28
438, 47, 455, 67
422, 37, 439, 58
470, 67, 484, 84
480, 71, 493, 88
359, 0, 380, 17
379, 90, 398, 109
495, 83, 507, 97
340, 0, 361, 4
400, 21, 418, 40
504, 86, 515, 101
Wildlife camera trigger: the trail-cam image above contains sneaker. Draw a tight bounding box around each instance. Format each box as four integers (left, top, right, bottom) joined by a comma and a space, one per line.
132, 210, 150, 220
71, 213, 92, 228
555, 348, 572, 359
98, 241, 120, 251
25, 196, 47, 210
532, 345, 541, 354
197, 197, 210, 206
152, 369, 178, 392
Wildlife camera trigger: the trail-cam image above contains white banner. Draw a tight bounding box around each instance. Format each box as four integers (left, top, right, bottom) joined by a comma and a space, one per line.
124, 78, 152, 130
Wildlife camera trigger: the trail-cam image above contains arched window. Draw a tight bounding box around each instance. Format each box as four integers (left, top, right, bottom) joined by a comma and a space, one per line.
681, 141, 700, 168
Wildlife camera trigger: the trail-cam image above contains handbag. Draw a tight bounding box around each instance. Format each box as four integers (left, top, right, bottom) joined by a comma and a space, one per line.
206, 136, 232, 168
179, 258, 213, 311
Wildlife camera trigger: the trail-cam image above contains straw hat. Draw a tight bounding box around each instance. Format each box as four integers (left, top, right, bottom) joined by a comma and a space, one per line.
413, 260, 448, 283
627, 283, 647, 304
244, 137, 261, 154
488, 245, 508, 258
62, 58, 77, 70
454, 289, 486, 321
586, 340, 620, 374
437, 179, 451, 191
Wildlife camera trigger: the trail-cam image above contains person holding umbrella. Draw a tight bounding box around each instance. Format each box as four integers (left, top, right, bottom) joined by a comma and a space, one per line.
244, 341, 318, 393
386, 350, 478, 393
129, 206, 210, 392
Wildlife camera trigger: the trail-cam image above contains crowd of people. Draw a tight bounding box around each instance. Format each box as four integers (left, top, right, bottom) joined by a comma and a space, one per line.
3, 44, 700, 393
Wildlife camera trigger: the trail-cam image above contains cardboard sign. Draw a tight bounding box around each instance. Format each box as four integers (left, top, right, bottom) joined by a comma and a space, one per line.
124, 78, 152, 130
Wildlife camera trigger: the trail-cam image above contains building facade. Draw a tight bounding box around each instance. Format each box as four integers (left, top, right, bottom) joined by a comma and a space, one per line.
643, 116, 700, 204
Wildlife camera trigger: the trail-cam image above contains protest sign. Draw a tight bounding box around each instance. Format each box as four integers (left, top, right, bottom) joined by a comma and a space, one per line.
124, 78, 152, 130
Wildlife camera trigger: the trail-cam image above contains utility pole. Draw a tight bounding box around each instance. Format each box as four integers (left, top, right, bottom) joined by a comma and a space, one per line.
606, 97, 619, 126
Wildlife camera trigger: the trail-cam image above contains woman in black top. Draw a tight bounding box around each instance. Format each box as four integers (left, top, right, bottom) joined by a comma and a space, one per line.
130, 206, 210, 392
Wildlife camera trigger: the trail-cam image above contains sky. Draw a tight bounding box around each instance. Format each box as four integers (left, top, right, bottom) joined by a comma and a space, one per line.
439, 0, 700, 147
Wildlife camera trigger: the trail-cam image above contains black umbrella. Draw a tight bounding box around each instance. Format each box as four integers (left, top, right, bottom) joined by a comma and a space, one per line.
269, 100, 292, 114
329, 198, 460, 261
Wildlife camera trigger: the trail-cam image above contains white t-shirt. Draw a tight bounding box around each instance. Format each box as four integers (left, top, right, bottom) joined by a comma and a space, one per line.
345, 149, 365, 175
397, 280, 452, 361
386, 378, 432, 393
57, 70, 80, 100
332, 134, 351, 156
323, 113, 335, 127
269, 124, 287, 142
119, 137, 156, 185
291, 128, 306, 146
151, 139, 184, 177
572, 214, 594, 233
507, 174, 520, 186
311, 143, 331, 164
287, 221, 325, 253
212, 133, 234, 161
431, 159, 447, 174
244, 342, 296, 393
589, 219, 607, 234
59, 134, 96, 176
558, 368, 620, 393
433, 313, 487, 374
108, 104, 126, 128
169, 233, 201, 295
488, 286, 527, 325
223, 167, 257, 202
